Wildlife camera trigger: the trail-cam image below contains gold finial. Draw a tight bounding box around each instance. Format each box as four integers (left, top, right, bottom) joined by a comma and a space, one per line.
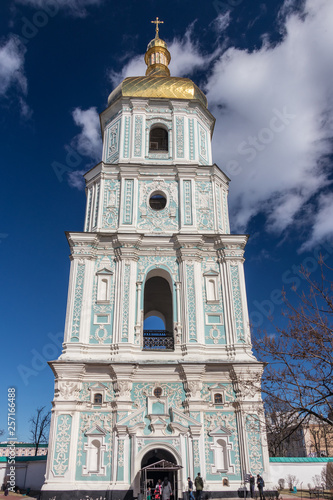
151, 17, 164, 38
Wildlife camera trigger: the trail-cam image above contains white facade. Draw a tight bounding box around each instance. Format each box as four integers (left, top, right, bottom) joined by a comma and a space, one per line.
42, 34, 270, 500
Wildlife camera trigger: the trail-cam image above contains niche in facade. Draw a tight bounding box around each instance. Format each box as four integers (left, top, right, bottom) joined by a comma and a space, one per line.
96, 268, 113, 303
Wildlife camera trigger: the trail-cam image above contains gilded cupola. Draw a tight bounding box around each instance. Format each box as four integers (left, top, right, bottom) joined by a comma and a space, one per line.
107, 18, 208, 108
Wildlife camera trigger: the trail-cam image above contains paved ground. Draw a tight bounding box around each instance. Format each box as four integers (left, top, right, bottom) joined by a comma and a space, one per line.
0, 494, 28, 499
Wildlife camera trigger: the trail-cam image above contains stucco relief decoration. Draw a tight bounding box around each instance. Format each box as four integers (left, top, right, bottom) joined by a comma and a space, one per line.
90, 325, 111, 344
198, 124, 208, 164
132, 383, 184, 410
58, 382, 80, 400
176, 116, 185, 158
188, 118, 195, 160
138, 180, 178, 232
204, 412, 240, 475
123, 179, 134, 224
230, 265, 245, 343
134, 115, 143, 157
195, 182, 214, 230
77, 412, 113, 469
215, 184, 224, 232
246, 415, 264, 475
78, 382, 114, 402
90, 257, 115, 344
102, 179, 120, 229
118, 439, 125, 467
193, 439, 200, 466
188, 381, 201, 398
106, 120, 120, 162
85, 188, 92, 231
121, 264, 131, 340
186, 263, 197, 341
117, 380, 131, 398
209, 325, 221, 344
92, 257, 115, 312
223, 190, 230, 233
201, 383, 235, 404
52, 414, 72, 476
71, 263, 85, 341
137, 255, 179, 282
202, 258, 223, 317
93, 183, 100, 228
123, 116, 131, 158
183, 180, 193, 225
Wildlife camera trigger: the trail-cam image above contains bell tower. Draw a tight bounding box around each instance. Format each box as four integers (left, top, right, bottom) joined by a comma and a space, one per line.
42, 20, 270, 500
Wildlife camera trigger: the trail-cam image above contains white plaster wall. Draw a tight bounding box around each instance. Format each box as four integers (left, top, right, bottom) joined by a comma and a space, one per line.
0, 460, 47, 491
269, 461, 329, 488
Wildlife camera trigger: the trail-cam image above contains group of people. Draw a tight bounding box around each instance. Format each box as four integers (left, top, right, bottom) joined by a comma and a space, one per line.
187, 473, 204, 500
146, 473, 204, 500
249, 474, 265, 499
147, 472, 264, 500
147, 478, 173, 500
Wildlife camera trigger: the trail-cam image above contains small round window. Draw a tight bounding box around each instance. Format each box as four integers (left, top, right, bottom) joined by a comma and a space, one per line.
154, 387, 163, 398
149, 192, 167, 211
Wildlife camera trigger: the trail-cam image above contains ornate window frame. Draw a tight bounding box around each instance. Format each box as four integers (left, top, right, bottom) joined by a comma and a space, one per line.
145, 118, 173, 160
203, 270, 220, 304
82, 425, 107, 476
209, 426, 234, 474
96, 268, 113, 303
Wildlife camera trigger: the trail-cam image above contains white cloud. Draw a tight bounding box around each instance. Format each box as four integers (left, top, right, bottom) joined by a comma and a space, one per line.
66, 107, 102, 189
67, 169, 86, 190
0, 35, 27, 96
15, 0, 104, 17
205, 0, 333, 248
71, 107, 102, 160
300, 193, 333, 251
106, 0, 333, 250
0, 35, 31, 116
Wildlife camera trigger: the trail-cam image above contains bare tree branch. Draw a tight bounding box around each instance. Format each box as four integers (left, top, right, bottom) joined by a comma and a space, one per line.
29, 406, 51, 456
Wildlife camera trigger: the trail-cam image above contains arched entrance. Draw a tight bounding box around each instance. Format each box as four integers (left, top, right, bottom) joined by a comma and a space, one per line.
140, 449, 182, 500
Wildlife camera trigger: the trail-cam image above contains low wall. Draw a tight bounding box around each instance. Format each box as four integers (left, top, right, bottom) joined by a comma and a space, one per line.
0, 456, 47, 491
269, 458, 333, 488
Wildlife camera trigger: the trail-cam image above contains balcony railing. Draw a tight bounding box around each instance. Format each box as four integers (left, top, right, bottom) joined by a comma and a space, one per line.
143, 330, 174, 351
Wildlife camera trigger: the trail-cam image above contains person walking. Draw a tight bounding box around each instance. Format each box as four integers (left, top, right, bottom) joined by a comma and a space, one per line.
161, 477, 172, 500
195, 472, 204, 500
249, 474, 255, 498
257, 474, 265, 500
188, 477, 195, 500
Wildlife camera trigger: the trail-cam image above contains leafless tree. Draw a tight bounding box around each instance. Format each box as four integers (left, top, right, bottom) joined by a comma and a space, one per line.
29, 406, 51, 456
321, 462, 333, 490
253, 260, 333, 442
264, 397, 305, 457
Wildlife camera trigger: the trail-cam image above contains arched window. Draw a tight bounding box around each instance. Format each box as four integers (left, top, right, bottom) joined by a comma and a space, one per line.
214, 393, 223, 404
143, 272, 174, 351
94, 393, 102, 405
149, 127, 168, 152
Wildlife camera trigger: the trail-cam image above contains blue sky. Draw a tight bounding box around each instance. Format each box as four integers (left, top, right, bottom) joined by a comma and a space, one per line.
0, 0, 332, 441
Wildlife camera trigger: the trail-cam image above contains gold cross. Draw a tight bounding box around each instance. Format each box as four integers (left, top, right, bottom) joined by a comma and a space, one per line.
151, 17, 164, 38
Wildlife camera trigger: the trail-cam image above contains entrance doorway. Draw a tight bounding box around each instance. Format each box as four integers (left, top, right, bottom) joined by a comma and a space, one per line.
140, 449, 182, 500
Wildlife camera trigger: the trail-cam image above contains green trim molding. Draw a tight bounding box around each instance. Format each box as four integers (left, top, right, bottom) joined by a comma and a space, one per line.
270, 457, 333, 462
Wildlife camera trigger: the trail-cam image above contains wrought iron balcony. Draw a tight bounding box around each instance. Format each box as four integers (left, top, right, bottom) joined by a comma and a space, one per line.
143, 330, 174, 351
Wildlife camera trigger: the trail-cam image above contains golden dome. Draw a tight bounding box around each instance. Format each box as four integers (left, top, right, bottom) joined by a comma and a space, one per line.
107, 76, 207, 108
107, 18, 207, 108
